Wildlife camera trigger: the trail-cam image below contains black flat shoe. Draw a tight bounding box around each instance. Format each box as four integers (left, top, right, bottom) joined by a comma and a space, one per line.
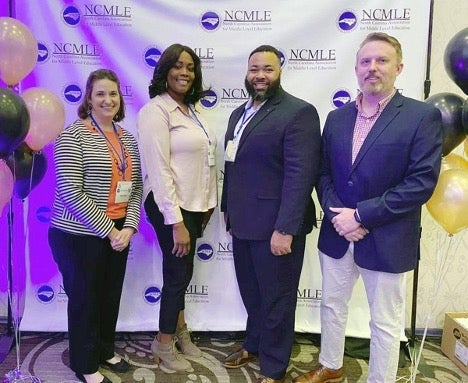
100, 358, 130, 373
75, 373, 112, 383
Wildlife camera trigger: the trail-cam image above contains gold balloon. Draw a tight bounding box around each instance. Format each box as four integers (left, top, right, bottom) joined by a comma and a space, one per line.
22, 87, 65, 150
464, 138, 468, 158
441, 153, 468, 173
426, 169, 468, 234
0, 17, 38, 85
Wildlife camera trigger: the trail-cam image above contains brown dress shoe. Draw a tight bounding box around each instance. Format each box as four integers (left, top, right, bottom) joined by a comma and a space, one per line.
292, 363, 343, 383
222, 347, 257, 368
256, 375, 285, 383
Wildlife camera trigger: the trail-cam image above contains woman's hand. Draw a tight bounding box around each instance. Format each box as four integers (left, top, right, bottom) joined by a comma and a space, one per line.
172, 221, 190, 257
108, 227, 135, 252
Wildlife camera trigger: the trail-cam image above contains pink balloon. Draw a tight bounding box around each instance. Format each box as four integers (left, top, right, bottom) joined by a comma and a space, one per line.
0, 159, 13, 214
22, 88, 65, 151
0, 17, 38, 86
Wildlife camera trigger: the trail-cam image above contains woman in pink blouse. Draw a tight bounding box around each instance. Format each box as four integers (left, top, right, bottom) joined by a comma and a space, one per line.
137, 44, 217, 373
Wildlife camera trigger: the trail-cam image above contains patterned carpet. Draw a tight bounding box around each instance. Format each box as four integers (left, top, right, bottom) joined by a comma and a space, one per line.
0, 331, 466, 383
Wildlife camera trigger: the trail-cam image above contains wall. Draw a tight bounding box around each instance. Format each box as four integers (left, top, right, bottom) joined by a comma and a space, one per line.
0, 0, 466, 331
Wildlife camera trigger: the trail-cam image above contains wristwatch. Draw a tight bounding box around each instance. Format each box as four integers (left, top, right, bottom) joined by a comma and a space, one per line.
278, 230, 290, 236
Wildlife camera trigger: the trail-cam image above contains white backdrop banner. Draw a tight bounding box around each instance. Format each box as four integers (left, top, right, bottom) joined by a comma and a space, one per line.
10, 0, 430, 335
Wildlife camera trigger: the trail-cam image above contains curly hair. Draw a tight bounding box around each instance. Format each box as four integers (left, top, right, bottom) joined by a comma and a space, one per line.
148, 43, 206, 104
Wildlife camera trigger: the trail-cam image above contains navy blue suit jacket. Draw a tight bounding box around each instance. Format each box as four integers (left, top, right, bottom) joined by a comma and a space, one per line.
317, 92, 443, 273
221, 88, 321, 240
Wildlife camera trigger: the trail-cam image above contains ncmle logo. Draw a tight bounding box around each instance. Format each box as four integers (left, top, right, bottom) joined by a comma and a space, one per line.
144, 47, 162, 68
63, 84, 83, 104
144, 286, 161, 304
197, 243, 214, 261
62, 4, 132, 28
332, 90, 352, 108
278, 49, 286, 68
200, 11, 220, 32
36, 206, 51, 223
337, 10, 358, 32
37, 42, 50, 64
200, 90, 219, 109
37, 285, 55, 303
62, 5, 81, 26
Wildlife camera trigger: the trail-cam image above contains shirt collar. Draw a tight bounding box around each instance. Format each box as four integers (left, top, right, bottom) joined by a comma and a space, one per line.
244, 97, 267, 111
355, 88, 397, 118
161, 92, 187, 113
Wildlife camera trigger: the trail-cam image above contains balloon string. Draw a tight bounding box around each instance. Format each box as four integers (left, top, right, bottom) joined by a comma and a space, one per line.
410, 230, 463, 382
410, 231, 447, 382
28, 152, 36, 199
11, 153, 16, 181
6, 244, 21, 372
4, 195, 42, 382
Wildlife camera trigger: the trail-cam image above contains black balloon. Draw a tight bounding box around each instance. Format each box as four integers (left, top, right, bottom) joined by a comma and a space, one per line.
444, 28, 468, 95
6, 144, 47, 199
0, 87, 30, 158
425, 92, 465, 156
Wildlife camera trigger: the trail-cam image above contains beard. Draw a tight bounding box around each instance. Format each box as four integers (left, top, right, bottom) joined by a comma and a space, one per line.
244, 76, 281, 102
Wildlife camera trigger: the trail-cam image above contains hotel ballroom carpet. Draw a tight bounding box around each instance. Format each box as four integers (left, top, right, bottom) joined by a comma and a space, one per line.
0, 331, 466, 383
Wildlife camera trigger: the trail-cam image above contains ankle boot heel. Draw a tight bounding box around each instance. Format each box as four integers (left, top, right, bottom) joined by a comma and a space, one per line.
151, 337, 193, 373
175, 324, 202, 357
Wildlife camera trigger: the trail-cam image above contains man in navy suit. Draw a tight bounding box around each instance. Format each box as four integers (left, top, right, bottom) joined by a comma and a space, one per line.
220, 45, 321, 383
293, 33, 442, 383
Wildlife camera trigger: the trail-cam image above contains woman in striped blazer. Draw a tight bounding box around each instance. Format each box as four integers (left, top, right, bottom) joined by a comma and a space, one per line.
48, 69, 143, 383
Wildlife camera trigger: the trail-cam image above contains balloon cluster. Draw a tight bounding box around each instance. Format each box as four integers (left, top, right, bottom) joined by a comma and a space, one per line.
0, 17, 65, 213
426, 28, 468, 235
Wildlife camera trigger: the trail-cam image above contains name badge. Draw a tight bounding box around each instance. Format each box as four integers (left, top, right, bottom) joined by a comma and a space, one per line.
208, 145, 216, 167
115, 180, 132, 203
225, 140, 238, 162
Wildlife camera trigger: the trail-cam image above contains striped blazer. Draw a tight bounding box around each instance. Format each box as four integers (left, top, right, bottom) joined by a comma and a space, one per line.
50, 119, 143, 237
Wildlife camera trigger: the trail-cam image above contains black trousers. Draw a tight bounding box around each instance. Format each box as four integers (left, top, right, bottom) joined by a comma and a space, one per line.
48, 218, 128, 374
232, 234, 306, 380
144, 192, 203, 334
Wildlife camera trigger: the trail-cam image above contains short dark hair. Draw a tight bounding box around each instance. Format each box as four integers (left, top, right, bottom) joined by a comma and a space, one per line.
358, 33, 402, 64
248, 45, 281, 63
77, 68, 125, 122
148, 43, 206, 104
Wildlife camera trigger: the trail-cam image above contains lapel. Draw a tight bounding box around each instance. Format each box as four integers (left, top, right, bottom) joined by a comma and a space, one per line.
225, 106, 245, 144
236, 88, 284, 151
351, 92, 403, 172
338, 103, 358, 171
